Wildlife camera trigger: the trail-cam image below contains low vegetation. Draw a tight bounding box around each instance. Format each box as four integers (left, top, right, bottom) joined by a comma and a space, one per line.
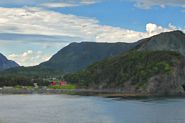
0, 75, 50, 87
48, 84, 76, 90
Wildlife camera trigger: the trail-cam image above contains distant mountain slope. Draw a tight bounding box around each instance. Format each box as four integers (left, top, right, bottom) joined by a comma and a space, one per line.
39, 42, 139, 73
2, 30, 185, 77
0, 53, 19, 71
64, 51, 185, 96
1, 42, 139, 77
136, 30, 185, 55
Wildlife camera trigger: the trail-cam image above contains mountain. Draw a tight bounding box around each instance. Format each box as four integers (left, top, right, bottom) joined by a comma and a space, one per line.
0, 53, 19, 71
136, 30, 185, 55
64, 51, 185, 96
39, 42, 139, 73
5, 30, 185, 75
0, 42, 139, 78
2, 30, 185, 90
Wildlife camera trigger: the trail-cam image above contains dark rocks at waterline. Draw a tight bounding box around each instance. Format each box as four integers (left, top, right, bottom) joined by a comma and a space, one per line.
0, 88, 34, 94
1, 88, 185, 97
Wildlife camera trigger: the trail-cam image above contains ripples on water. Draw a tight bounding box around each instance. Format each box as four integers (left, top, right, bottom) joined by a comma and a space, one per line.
0, 94, 185, 123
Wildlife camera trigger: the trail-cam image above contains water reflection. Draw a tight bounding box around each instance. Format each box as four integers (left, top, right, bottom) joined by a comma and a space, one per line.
0, 95, 185, 123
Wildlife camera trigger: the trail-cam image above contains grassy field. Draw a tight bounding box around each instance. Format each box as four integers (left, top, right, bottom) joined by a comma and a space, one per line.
48, 84, 76, 90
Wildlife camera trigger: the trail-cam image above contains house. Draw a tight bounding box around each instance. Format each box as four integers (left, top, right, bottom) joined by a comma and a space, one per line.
51, 81, 57, 86
51, 80, 67, 86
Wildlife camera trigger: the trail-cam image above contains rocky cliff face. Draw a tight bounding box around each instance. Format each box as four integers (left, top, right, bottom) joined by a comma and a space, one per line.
136, 30, 185, 56
144, 59, 185, 96
0, 53, 19, 71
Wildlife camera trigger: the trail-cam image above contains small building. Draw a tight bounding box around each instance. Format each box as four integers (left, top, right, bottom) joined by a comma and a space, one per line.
34, 83, 39, 88
3, 86, 13, 89
51, 81, 57, 86
60, 81, 67, 86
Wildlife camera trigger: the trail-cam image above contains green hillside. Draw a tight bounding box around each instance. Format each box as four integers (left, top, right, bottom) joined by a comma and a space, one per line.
64, 51, 185, 95
0, 42, 138, 86
39, 42, 139, 73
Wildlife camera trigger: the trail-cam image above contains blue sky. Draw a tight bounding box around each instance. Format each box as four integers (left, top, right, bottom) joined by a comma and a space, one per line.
55, 0, 185, 31
0, 0, 184, 66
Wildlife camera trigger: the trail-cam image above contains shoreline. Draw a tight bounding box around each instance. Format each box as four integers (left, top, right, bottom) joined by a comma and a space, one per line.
1, 88, 185, 98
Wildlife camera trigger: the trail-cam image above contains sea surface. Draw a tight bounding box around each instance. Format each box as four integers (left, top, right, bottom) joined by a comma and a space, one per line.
0, 94, 185, 123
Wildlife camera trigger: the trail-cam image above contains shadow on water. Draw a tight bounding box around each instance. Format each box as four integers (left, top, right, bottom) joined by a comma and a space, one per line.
106, 95, 185, 104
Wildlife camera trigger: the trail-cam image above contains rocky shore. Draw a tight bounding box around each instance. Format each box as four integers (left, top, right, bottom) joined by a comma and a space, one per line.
0, 87, 145, 96
1, 87, 185, 98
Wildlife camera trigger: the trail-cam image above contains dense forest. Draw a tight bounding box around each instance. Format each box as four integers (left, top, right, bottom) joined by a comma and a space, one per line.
0, 67, 61, 87
64, 51, 183, 89
0, 75, 50, 87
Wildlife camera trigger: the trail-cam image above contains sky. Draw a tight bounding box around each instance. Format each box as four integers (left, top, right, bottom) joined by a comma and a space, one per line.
0, 0, 185, 66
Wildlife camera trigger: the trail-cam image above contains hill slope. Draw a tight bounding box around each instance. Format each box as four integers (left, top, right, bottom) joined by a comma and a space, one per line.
39, 42, 139, 73
64, 51, 185, 96
0, 53, 19, 71
1, 42, 139, 77
136, 30, 185, 55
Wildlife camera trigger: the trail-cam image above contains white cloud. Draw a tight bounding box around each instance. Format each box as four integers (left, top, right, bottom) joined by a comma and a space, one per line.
146, 23, 168, 35
0, 0, 100, 8
8, 50, 51, 66
78, 0, 98, 5
0, 7, 182, 44
132, 0, 185, 9
95, 22, 180, 42
42, 3, 79, 8
0, 7, 99, 40
41, 0, 99, 8
0, 6, 184, 66
168, 23, 177, 30
5, 22, 183, 66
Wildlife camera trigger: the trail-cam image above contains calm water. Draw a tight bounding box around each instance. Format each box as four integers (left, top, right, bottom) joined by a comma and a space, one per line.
0, 95, 185, 123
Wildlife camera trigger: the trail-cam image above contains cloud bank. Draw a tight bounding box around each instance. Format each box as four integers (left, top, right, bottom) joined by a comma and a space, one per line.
132, 0, 185, 9
8, 50, 51, 66
0, 7, 181, 44
0, 0, 99, 7
0, 4, 184, 66
41, 0, 99, 8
